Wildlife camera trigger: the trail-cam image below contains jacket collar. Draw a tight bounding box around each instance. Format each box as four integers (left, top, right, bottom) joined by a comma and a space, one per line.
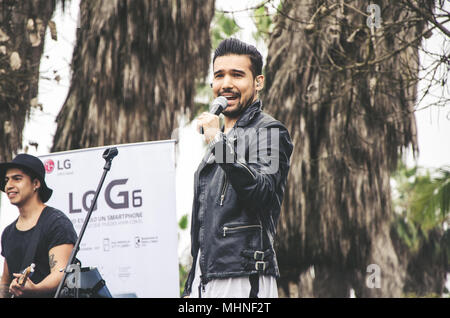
234, 99, 263, 127
199, 100, 263, 170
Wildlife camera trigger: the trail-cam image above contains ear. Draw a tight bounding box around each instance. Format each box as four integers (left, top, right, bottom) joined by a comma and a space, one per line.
33, 178, 41, 191
255, 75, 265, 91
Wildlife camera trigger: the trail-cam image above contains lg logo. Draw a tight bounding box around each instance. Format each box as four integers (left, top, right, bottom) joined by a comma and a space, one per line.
44, 159, 55, 174
69, 178, 143, 213
44, 159, 71, 174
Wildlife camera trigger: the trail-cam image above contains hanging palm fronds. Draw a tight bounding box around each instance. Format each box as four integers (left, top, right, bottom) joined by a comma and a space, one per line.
51, 0, 215, 151
0, 0, 63, 161
263, 0, 436, 297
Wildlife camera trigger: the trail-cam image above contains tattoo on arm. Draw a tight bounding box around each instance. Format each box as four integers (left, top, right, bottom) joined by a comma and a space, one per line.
49, 254, 57, 270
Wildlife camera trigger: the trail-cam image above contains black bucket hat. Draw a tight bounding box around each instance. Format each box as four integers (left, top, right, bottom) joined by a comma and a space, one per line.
0, 153, 53, 203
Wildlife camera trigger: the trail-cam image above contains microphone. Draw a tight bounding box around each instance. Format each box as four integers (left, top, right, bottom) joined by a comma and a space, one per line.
200, 96, 228, 134
102, 147, 118, 161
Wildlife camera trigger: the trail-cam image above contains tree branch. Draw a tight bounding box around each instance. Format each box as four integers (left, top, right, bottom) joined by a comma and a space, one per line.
402, 0, 450, 38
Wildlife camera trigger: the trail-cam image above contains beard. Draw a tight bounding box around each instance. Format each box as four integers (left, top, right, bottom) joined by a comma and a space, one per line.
221, 92, 256, 119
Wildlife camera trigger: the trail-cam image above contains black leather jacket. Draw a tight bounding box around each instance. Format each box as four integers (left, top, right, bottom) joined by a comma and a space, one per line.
183, 100, 293, 296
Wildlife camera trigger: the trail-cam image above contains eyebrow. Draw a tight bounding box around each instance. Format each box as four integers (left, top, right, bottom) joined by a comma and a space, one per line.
4, 173, 24, 179
214, 69, 247, 76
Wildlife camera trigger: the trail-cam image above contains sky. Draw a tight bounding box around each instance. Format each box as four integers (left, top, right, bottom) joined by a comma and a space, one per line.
0, 0, 448, 290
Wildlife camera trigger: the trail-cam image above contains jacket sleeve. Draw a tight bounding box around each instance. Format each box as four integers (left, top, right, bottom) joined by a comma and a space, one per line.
212, 121, 293, 212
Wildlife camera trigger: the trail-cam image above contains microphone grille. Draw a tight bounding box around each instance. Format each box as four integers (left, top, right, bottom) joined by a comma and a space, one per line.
212, 96, 228, 110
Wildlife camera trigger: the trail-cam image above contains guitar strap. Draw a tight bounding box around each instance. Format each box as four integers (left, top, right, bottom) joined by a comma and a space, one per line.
19, 207, 52, 272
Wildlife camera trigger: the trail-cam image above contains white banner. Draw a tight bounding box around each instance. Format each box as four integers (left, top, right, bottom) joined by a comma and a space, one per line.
39, 140, 179, 298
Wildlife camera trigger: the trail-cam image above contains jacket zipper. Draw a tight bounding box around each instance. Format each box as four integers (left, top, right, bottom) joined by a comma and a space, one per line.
199, 275, 206, 298
237, 161, 256, 179
198, 170, 207, 298
219, 174, 228, 206
223, 224, 262, 237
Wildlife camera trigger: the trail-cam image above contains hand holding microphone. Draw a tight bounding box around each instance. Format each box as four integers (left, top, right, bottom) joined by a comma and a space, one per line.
197, 96, 228, 143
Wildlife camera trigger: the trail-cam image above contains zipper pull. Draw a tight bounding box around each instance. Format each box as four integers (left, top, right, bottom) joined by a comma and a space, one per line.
223, 227, 228, 237
199, 275, 206, 298
220, 194, 225, 206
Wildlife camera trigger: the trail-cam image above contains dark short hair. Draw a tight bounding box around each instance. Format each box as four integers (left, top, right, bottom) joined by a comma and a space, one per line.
213, 38, 263, 78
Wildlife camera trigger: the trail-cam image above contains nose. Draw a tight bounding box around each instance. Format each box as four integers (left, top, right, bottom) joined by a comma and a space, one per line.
4, 179, 13, 191
222, 74, 234, 89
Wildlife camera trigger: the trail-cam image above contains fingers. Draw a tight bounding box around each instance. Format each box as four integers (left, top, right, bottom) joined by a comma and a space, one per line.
197, 112, 218, 124
197, 113, 220, 134
196, 119, 204, 134
196, 112, 206, 133
198, 112, 209, 118
9, 279, 23, 297
9, 288, 22, 297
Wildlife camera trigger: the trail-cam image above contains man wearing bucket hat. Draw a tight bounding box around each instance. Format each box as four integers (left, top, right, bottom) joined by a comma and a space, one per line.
0, 153, 77, 297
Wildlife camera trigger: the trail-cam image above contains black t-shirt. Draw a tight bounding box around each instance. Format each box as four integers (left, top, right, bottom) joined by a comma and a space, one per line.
1, 206, 77, 289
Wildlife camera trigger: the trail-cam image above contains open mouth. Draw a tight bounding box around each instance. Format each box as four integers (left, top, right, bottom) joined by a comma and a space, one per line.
221, 94, 240, 104
7, 192, 18, 199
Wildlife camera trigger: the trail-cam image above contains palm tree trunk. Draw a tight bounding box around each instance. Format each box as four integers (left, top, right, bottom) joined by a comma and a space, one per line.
0, 0, 59, 160
264, 0, 434, 297
51, 0, 215, 151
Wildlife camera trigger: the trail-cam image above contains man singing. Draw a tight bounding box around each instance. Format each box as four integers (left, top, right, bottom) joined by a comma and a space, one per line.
183, 38, 293, 298
0, 154, 77, 297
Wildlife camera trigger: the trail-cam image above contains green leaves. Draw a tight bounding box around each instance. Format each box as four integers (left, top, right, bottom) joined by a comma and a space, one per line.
211, 12, 240, 49
178, 214, 189, 230
252, 4, 274, 43
410, 168, 450, 234
392, 162, 450, 250
178, 213, 189, 296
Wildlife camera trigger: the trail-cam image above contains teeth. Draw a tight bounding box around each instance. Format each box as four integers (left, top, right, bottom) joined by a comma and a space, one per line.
221, 93, 238, 98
